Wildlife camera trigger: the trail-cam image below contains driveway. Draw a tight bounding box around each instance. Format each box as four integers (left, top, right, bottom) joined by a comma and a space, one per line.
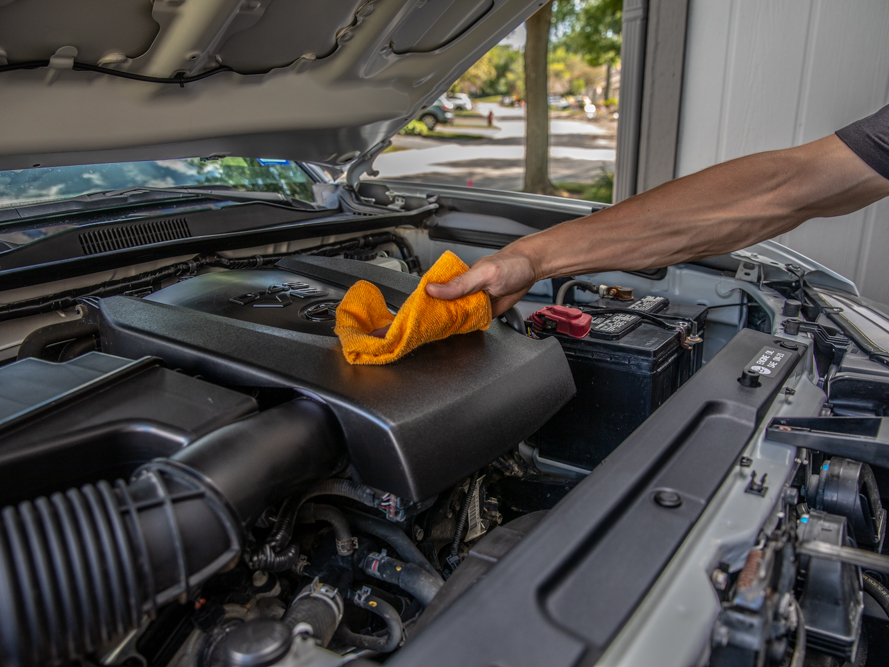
370, 102, 617, 191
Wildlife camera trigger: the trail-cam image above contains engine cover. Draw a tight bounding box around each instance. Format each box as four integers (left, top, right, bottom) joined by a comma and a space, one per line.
86, 256, 575, 501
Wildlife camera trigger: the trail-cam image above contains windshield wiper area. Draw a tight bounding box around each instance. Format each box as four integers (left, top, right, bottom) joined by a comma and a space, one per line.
0, 185, 321, 223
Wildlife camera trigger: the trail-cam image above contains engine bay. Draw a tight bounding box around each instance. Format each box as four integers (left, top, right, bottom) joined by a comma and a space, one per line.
2, 192, 889, 667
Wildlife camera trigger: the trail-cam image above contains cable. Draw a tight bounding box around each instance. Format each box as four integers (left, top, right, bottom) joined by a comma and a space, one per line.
704, 303, 748, 310
0, 60, 235, 87
554, 280, 596, 306
788, 598, 806, 667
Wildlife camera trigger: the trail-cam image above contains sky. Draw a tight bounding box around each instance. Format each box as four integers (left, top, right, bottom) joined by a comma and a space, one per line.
500, 24, 526, 49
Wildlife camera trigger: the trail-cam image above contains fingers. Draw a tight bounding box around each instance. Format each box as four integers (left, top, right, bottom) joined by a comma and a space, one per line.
425, 264, 492, 300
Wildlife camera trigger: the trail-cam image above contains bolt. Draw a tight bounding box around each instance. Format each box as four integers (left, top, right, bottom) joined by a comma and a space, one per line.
711, 569, 729, 591
252, 570, 269, 587
653, 490, 682, 508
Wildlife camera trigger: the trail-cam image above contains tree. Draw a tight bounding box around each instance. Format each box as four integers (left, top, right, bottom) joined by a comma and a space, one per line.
523, 1, 556, 195
451, 52, 496, 95
564, 0, 622, 100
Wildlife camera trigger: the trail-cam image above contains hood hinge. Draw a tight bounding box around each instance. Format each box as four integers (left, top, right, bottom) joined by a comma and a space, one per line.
346, 140, 391, 191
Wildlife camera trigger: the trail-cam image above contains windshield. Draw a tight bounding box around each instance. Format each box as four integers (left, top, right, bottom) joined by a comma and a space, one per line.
0, 157, 316, 210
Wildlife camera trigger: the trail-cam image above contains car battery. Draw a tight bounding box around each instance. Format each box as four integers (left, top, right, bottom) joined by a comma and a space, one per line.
532, 297, 707, 471
594, 295, 708, 384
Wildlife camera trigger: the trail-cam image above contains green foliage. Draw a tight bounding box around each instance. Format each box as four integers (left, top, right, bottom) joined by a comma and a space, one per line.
399, 120, 429, 136
448, 1, 622, 101
560, 0, 622, 68
450, 44, 524, 98
555, 167, 614, 203
547, 45, 599, 96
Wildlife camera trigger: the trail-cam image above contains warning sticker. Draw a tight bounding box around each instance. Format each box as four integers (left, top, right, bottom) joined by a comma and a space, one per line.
745, 345, 792, 377
628, 295, 669, 313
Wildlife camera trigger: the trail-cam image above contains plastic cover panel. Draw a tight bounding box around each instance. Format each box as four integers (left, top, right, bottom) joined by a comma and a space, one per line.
91, 256, 575, 501
385, 329, 802, 667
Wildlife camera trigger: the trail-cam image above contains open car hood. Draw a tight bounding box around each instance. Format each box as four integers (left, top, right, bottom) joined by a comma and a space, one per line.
0, 0, 537, 172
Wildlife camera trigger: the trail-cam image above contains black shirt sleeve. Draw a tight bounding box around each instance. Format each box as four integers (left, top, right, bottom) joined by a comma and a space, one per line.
836, 104, 889, 181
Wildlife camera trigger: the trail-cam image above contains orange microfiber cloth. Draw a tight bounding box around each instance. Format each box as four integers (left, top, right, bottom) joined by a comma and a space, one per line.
334, 251, 492, 365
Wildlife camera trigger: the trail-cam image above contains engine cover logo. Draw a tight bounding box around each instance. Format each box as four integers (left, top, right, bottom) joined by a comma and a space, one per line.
303, 302, 340, 321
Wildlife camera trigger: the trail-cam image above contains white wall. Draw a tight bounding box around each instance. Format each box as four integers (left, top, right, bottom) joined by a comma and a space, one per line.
676, 0, 889, 304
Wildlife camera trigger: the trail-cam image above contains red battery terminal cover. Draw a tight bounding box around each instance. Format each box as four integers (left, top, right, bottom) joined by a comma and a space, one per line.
528, 306, 592, 338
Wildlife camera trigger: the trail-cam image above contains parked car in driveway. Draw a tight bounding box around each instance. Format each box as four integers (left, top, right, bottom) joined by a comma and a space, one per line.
548, 94, 571, 109
0, 2, 886, 667
416, 95, 455, 129
446, 92, 473, 111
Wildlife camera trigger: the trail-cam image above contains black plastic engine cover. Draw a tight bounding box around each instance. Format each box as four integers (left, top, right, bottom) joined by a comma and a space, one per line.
87, 256, 575, 501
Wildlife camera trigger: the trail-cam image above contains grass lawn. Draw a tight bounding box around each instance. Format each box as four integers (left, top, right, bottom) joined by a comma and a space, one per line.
455, 109, 483, 118
425, 131, 486, 141
554, 175, 613, 204
383, 145, 411, 154
452, 120, 500, 130
474, 95, 502, 102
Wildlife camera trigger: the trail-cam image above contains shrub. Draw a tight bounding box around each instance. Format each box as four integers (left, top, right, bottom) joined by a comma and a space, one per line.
399, 120, 429, 136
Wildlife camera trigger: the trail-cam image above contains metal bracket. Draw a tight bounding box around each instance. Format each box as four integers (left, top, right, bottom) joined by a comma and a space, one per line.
767, 416, 889, 468
782, 320, 850, 364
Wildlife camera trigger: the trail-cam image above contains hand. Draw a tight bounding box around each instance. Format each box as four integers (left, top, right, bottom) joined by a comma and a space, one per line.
425, 248, 540, 316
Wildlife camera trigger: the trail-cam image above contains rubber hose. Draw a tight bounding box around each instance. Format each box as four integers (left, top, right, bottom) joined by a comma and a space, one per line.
863, 573, 889, 618
267, 480, 379, 553
361, 553, 443, 607
335, 594, 403, 654
297, 504, 354, 556
282, 595, 341, 647
554, 280, 596, 306
343, 510, 441, 581
450, 472, 479, 560
17, 319, 99, 360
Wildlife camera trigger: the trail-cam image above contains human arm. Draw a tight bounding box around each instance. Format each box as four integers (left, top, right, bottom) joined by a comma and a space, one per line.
426, 134, 889, 316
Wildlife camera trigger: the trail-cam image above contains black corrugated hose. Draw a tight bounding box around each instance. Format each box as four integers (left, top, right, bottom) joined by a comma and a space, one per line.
0, 398, 344, 667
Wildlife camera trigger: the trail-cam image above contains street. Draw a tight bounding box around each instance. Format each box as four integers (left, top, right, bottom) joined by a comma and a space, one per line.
370, 102, 617, 192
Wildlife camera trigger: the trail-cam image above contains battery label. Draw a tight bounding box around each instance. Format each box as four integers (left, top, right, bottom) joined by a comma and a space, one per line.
588, 312, 641, 339
745, 345, 791, 377
628, 295, 669, 313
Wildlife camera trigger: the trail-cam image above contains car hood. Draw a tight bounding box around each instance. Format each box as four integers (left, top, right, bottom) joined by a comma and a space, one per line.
0, 0, 537, 172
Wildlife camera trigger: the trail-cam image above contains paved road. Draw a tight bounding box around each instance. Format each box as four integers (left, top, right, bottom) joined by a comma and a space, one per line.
371, 102, 617, 191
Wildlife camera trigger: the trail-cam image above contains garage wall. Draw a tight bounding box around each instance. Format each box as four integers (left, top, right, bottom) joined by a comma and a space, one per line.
675, 0, 889, 304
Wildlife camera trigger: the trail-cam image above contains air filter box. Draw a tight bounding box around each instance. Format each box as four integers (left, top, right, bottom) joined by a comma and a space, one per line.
534, 298, 706, 471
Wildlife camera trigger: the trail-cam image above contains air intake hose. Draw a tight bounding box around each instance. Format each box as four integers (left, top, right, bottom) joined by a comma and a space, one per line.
0, 398, 344, 667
